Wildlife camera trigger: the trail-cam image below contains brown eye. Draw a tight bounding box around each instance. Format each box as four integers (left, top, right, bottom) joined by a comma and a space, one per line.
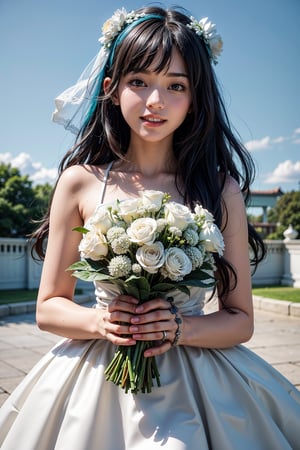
129, 79, 146, 87
169, 83, 185, 92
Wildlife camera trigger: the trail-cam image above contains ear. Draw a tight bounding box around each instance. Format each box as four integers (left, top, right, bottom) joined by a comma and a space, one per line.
103, 77, 119, 105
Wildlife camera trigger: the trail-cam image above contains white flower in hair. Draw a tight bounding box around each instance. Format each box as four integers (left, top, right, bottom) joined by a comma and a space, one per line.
99, 8, 145, 49
188, 16, 223, 64
99, 8, 128, 48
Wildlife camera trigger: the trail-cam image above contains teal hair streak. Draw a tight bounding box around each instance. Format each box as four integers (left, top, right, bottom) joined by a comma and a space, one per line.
108, 14, 164, 66
82, 14, 164, 131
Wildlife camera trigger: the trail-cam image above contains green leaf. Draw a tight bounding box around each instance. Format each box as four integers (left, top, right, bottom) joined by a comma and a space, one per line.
67, 259, 107, 273
72, 226, 89, 234
124, 276, 151, 302
152, 283, 177, 292
67, 260, 94, 271
72, 271, 113, 282
182, 268, 214, 281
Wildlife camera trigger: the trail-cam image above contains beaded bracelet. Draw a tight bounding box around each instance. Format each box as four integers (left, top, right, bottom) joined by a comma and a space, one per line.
168, 297, 182, 346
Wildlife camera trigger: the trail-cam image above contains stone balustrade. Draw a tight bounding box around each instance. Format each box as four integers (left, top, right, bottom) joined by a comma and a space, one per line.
0, 237, 299, 290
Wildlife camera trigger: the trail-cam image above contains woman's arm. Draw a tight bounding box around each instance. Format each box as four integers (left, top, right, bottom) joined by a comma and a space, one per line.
180, 176, 254, 348
36, 166, 138, 344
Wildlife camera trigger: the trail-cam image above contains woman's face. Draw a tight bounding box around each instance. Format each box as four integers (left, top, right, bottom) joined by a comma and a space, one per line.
112, 48, 192, 145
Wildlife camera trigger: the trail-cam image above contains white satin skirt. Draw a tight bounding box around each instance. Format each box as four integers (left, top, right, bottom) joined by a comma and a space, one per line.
0, 336, 299, 450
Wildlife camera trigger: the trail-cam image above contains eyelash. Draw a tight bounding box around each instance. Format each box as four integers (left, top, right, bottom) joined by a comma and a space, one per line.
128, 79, 186, 92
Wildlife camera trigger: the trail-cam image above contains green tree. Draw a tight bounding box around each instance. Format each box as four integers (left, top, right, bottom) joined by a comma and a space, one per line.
267, 191, 300, 239
0, 163, 52, 237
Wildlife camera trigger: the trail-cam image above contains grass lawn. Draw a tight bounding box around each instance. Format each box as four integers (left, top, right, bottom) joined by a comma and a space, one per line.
252, 286, 300, 303
1, 286, 299, 305
0, 289, 39, 304
0, 289, 83, 305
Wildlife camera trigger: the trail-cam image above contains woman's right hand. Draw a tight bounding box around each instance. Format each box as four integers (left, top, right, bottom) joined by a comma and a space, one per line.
98, 295, 140, 345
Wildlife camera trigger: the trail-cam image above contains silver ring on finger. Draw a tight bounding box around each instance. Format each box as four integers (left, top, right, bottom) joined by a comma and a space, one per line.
162, 330, 168, 342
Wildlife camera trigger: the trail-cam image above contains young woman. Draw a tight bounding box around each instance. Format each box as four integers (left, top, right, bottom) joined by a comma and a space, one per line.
0, 6, 299, 449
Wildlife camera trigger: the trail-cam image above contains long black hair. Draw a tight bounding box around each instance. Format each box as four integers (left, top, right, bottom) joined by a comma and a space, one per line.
32, 6, 265, 300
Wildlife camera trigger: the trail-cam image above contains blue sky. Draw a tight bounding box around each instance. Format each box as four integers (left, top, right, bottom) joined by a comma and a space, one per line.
0, 0, 299, 193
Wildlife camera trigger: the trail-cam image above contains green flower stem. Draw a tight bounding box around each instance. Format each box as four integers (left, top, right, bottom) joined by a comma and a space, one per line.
104, 338, 161, 394
151, 355, 161, 387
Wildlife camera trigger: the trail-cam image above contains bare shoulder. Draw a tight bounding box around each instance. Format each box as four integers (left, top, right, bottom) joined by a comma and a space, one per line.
55, 164, 111, 223
57, 164, 106, 192
222, 175, 242, 197
221, 175, 244, 208
220, 175, 247, 232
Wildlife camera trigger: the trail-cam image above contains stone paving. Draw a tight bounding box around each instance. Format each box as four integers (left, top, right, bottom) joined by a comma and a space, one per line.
0, 306, 300, 407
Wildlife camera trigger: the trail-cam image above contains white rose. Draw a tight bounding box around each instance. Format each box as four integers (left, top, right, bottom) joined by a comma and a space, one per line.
161, 247, 193, 281
118, 198, 141, 223
199, 222, 225, 256
194, 204, 214, 223
127, 217, 157, 245
78, 227, 108, 261
164, 202, 193, 231
136, 242, 165, 274
89, 205, 113, 233
139, 190, 164, 212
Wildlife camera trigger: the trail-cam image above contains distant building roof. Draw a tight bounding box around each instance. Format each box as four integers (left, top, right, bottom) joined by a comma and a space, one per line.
248, 188, 284, 209
250, 188, 284, 197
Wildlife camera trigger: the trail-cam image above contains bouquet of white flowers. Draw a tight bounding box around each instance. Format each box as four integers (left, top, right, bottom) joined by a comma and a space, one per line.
68, 190, 224, 393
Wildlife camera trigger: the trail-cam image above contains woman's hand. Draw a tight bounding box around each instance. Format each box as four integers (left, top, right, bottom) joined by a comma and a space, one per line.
99, 295, 139, 345
128, 297, 183, 357
101, 295, 183, 356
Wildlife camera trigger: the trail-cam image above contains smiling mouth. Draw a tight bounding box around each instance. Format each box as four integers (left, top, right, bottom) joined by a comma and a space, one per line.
141, 116, 166, 123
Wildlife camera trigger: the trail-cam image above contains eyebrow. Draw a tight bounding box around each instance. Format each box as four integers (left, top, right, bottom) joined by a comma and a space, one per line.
166, 72, 189, 78
133, 69, 189, 78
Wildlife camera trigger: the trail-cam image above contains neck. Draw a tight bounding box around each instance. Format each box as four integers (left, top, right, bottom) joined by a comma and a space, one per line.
120, 139, 176, 177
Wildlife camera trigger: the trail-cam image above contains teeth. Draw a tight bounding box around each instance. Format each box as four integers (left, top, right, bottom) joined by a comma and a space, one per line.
145, 117, 162, 122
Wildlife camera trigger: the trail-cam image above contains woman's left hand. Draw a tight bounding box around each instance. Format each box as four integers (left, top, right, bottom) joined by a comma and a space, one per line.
128, 297, 183, 357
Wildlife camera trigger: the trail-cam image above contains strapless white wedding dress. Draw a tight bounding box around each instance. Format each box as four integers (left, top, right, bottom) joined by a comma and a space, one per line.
0, 283, 299, 450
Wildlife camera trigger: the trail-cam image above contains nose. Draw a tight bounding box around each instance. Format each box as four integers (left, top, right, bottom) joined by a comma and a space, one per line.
146, 88, 164, 109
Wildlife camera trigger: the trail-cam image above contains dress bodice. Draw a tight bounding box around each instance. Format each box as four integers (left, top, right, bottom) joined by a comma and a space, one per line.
94, 282, 207, 316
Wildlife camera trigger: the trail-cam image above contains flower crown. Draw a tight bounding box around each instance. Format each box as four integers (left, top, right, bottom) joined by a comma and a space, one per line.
99, 8, 223, 65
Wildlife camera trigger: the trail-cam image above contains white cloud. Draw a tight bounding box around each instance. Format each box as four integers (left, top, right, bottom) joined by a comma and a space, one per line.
0, 152, 57, 184
245, 127, 300, 152
272, 136, 286, 144
245, 135, 288, 151
245, 136, 271, 151
265, 160, 300, 184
